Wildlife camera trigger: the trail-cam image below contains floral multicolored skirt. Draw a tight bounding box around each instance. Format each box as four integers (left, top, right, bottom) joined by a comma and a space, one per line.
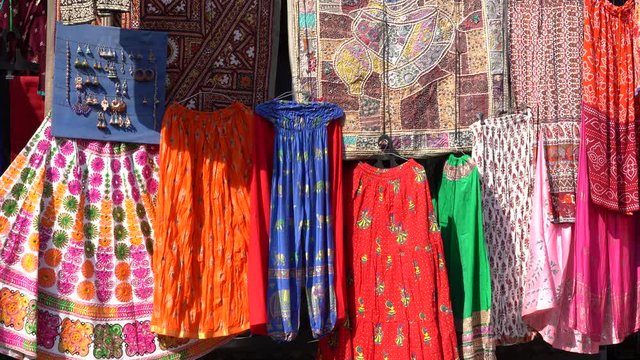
0, 121, 226, 359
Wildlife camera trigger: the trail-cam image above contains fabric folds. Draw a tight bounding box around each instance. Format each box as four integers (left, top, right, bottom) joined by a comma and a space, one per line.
582, 0, 639, 213
254, 100, 343, 341
0, 120, 225, 359
471, 114, 535, 345
436, 155, 495, 359
151, 103, 253, 339
318, 160, 458, 360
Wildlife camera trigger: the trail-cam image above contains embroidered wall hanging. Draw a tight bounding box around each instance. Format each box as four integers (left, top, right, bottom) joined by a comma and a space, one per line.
136, 0, 280, 110
287, 0, 507, 158
51, 23, 168, 144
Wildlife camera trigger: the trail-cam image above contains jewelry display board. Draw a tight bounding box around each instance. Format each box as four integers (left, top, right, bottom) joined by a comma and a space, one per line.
52, 23, 168, 144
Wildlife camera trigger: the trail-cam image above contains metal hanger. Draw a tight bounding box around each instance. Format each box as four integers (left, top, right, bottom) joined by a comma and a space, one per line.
272, 91, 293, 101
177, 90, 234, 105
374, 133, 409, 168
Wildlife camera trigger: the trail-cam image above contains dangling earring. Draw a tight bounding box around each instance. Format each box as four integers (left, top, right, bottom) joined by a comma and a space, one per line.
142, 97, 148, 105
115, 82, 121, 96
77, 44, 83, 55
122, 80, 128, 97
85, 45, 92, 56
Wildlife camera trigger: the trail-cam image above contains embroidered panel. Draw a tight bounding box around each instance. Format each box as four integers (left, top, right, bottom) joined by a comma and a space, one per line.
136, 0, 280, 110
288, 0, 506, 158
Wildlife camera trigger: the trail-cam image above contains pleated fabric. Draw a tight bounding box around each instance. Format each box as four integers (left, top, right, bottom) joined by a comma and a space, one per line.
318, 160, 459, 360
255, 100, 343, 341
151, 103, 253, 339
436, 155, 495, 359
0, 120, 226, 360
248, 115, 347, 336
470, 114, 535, 345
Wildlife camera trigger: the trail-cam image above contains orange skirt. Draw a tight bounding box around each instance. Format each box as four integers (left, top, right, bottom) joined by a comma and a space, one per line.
151, 102, 253, 339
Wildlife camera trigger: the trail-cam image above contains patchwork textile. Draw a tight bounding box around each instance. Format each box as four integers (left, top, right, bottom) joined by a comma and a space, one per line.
583, 0, 639, 213
137, 0, 280, 110
471, 114, 535, 345
509, 0, 582, 223
0, 121, 227, 359
288, 0, 507, 158
255, 101, 343, 341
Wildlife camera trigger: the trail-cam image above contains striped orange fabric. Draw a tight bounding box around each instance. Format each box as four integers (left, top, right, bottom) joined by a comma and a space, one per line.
151, 102, 253, 339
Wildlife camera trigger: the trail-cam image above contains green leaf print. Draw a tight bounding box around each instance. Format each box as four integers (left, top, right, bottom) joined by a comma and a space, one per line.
63, 196, 79, 212
314, 181, 326, 193
42, 183, 53, 198
84, 241, 96, 258
57, 214, 74, 230
389, 179, 400, 193
85, 205, 99, 221
374, 324, 383, 344
400, 288, 411, 307
84, 223, 97, 240
385, 300, 395, 318
11, 183, 27, 199
413, 166, 426, 183
113, 207, 126, 223
135, 204, 146, 218
2, 199, 18, 217
356, 210, 372, 229
396, 326, 405, 347
113, 225, 129, 242
114, 243, 130, 261
396, 230, 408, 245
20, 168, 36, 183
275, 219, 285, 231
53, 230, 69, 248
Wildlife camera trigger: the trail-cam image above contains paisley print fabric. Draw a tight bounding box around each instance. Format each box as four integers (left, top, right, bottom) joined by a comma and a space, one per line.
509, 0, 582, 223
151, 103, 252, 339
256, 101, 343, 341
583, 0, 639, 213
318, 160, 458, 360
0, 120, 226, 359
288, 0, 506, 157
471, 114, 535, 345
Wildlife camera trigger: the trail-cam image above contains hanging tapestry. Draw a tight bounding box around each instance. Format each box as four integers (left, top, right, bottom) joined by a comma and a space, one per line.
0, 120, 228, 359
59, 0, 131, 25
287, 0, 507, 158
509, 0, 582, 223
471, 114, 535, 345
583, 0, 639, 213
135, 0, 280, 110
51, 23, 168, 144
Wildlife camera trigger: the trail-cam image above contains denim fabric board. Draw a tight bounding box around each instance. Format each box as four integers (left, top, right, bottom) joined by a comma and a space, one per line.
52, 23, 168, 144
255, 100, 343, 341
